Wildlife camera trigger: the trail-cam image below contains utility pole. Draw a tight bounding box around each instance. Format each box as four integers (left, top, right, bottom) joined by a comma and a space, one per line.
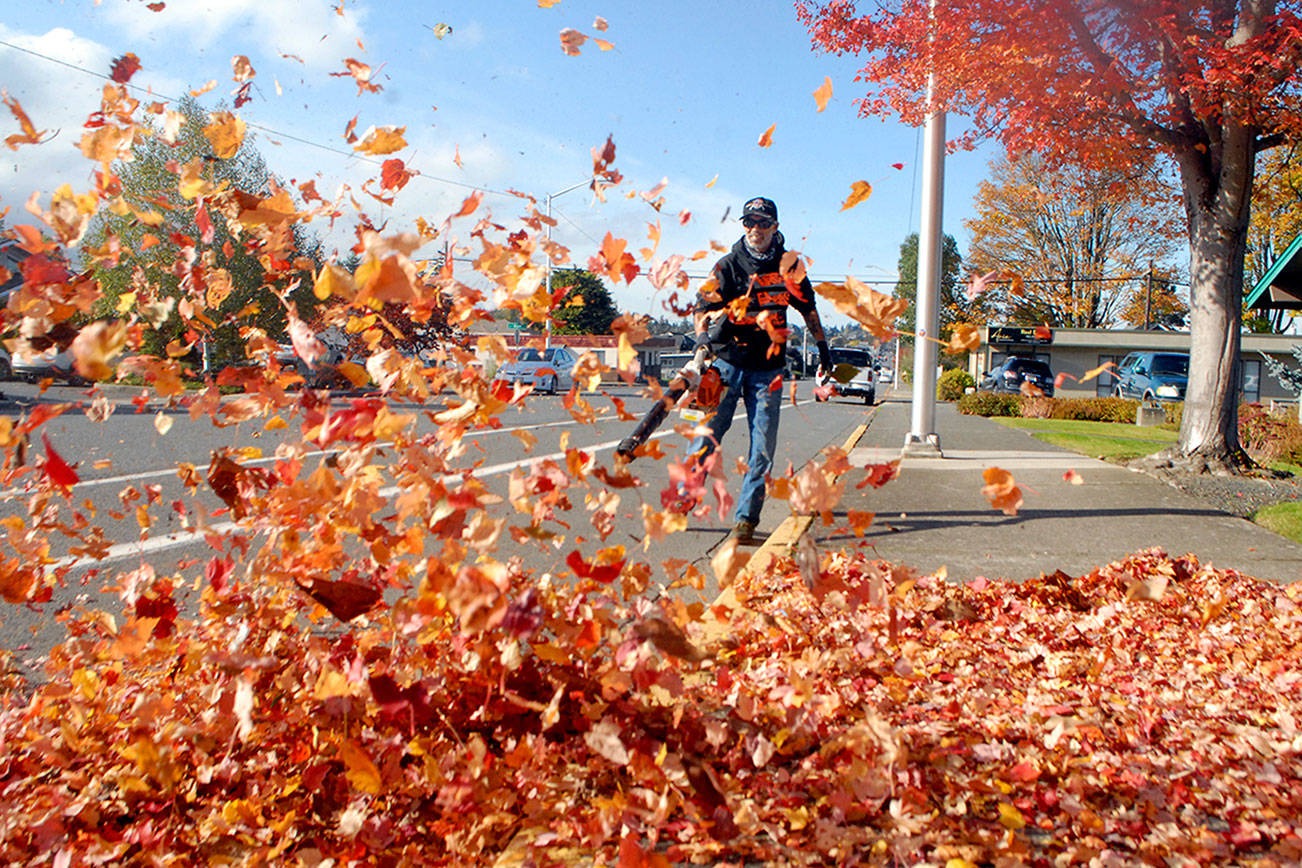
905, 12, 945, 457
1144, 260, 1153, 330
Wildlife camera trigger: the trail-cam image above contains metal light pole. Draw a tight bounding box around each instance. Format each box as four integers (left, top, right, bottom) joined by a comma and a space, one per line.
905, 0, 945, 456
544, 178, 592, 349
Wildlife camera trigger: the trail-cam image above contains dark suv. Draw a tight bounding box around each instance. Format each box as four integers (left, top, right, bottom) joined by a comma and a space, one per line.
980, 356, 1055, 396
1114, 351, 1188, 402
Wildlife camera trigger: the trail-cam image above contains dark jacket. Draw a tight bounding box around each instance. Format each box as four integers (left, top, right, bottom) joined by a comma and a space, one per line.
698, 233, 817, 371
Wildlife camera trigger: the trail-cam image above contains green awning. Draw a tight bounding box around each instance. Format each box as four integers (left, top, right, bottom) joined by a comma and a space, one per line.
1246, 230, 1302, 310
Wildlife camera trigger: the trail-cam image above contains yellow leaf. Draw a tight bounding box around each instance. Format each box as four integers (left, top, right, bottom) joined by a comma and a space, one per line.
997, 803, 1026, 830
812, 76, 833, 112
154, 413, 173, 435
340, 740, 384, 795
840, 180, 872, 210
203, 111, 246, 159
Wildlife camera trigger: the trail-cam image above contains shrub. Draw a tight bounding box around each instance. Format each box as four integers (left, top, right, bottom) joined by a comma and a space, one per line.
958, 391, 1022, 417
937, 368, 975, 401
1020, 395, 1054, 419
1048, 396, 1142, 423
1239, 402, 1302, 467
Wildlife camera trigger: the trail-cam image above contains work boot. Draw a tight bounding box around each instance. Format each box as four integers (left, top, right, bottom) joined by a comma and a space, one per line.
729, 520, 758, 545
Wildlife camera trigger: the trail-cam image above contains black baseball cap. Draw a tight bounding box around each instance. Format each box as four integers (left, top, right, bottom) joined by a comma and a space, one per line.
741, 196, 778, 223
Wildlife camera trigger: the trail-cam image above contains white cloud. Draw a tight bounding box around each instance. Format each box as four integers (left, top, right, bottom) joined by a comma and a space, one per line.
100, 0, 368, 71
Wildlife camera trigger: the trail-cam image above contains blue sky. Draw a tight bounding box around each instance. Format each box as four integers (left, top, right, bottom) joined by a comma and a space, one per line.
0, 0, 1001, 323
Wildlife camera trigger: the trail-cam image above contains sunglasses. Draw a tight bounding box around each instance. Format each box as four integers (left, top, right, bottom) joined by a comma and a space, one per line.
742, 216, 775, 229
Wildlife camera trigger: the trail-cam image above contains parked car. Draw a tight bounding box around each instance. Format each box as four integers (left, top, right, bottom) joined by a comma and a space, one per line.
823, 346, 877, 405
11, 345, 84, 384
0, 346, 10, 381
980, 356, 1055, 397
492, 346, 578, 394
1114, 351, 1189, 402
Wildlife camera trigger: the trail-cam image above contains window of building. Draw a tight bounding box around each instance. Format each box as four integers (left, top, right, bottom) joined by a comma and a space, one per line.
1242, 358, 1261, 404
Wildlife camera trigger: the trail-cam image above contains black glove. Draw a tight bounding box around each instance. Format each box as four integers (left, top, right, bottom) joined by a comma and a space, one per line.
816, 341, 832, 377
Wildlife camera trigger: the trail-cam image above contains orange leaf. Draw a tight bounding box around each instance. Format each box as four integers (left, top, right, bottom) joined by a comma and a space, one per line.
757, 123, 776, 148
1034, 323, 1052, 342
1081, 360, 1115, 382
1064, 469, 1084, 485
203, 111, 246, 159
813, 76, 833, 112
339, 740, 384, 794
380, 158, 412, 191
981, 466, 1023, 516
332, 58, 382, 94
231, 54, 256, 82
945, 323, 980, 354
840, 180, 872, 210
560, 28, 587, 55
353, 125, 407, 155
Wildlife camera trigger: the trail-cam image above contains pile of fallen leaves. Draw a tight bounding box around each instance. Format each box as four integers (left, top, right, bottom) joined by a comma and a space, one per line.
0, 546, 1297, 866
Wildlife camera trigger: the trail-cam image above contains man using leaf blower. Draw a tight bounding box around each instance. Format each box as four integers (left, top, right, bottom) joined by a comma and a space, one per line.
685, 196, 833, 545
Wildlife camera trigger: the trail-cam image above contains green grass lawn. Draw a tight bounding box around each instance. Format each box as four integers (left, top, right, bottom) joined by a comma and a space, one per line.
1253, 502, 1302, 544
991, 417, 1178, 462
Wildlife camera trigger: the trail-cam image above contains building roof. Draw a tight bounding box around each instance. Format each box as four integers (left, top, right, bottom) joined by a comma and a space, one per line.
1245, 230, 1302, 310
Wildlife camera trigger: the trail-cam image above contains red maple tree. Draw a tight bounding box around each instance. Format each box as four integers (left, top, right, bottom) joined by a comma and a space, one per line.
799, 0, 1302, 473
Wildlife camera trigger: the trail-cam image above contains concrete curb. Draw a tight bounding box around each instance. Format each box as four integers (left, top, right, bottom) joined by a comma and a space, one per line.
707, 413, 875, 616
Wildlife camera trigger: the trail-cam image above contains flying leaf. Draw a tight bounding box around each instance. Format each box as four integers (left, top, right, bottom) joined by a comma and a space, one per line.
813, 76, 833, 112
332, 58, 382, 95
857, 460, 900, 489
945, 323, 980, 354
560, 28, 587, 55
231, 55, 256, 82
840, 181, 872, 210
1063, 469, 1083, 485
757, 124, 776, 148
71, 320, 127, 380
42, 435, 79, 489
981, 466, 1022, 516
1034, 323, 1052, 342
380, 158, 412, 191
966, 269, 997, 301
593, 16, 608, 31
203, 111, 246, 159
429, 22, 452, 39
286, 306, 326, 367
2, 93, 48, 149
110, 53, 142, 83
354, 125, 407, 155
1081, 360, 1115, 382
814, 277, 906, 340
711, 538, 749, 589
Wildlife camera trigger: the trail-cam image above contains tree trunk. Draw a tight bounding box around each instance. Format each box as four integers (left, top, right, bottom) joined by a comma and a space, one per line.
1141, 125, 1257, 475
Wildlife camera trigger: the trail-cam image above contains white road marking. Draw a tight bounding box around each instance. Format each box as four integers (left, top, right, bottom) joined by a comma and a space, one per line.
52, 398, 821, 568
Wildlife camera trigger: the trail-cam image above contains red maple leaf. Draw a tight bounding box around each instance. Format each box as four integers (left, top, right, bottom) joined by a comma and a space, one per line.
109, 53, 142, 83
41, 435, 79, 489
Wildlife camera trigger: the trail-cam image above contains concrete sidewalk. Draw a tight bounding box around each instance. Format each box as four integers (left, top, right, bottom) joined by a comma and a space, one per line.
807, 393, 1302, 585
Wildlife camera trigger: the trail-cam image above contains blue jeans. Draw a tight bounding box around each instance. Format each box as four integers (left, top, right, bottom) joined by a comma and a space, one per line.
688, 358, 782, 524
